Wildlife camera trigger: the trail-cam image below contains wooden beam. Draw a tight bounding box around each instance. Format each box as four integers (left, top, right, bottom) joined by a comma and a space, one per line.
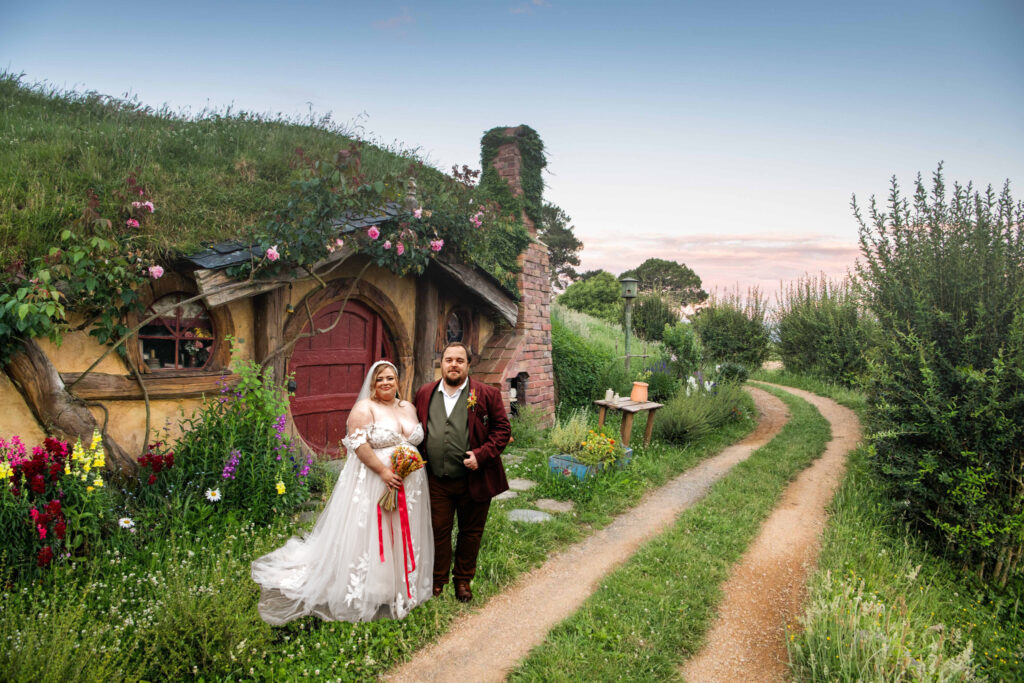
60, 372, 239, 401
255, 287, 288, 385
433, 259, 518, 326
194, 245, 355, 308
414, 279, 439, 388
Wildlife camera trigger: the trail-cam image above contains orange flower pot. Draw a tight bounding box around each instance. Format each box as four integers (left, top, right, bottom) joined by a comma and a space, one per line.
630, 381, 648, 402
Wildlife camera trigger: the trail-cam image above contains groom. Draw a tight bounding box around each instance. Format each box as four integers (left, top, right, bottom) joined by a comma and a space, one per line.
414, 341, 511, 603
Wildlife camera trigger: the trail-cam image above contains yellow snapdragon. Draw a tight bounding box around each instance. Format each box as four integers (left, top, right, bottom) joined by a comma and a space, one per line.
276, 481, 286, 495
0, 461, 12, 480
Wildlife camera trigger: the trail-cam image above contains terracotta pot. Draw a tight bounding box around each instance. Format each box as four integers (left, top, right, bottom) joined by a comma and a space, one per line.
630, 381, 648, 402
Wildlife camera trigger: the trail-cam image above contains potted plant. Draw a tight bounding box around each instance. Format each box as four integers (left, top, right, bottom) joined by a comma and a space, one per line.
547, 411, 632, 480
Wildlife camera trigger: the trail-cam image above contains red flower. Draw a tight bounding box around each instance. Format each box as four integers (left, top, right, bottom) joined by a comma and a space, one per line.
148, 473, 157, 486
37, 546, 53, 566
45, 499, 61, 516
49, 463, 62, 480
30, 474, 46, 494
54, 519, 66, 540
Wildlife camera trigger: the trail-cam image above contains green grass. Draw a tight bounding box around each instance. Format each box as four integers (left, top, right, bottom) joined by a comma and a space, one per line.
750, 366, 867, 413
552, 302, 665, 361
510, 384, 832, 681
0, 395, 756, 680
0, 72, 447, 265
755, 372, 1024, 682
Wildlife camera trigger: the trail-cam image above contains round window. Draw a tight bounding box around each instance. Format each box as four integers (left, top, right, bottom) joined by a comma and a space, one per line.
138, 293, 216, 370
445, 310, 465, 344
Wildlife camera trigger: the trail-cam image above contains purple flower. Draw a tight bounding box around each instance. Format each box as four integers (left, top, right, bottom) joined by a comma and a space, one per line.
222, 450, 240, 480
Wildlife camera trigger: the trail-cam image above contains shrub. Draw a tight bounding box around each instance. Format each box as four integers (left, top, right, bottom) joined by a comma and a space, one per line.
856, 167, 1024, 585
638, 359, 680, 403
661, 322, 702, 377
715, 361, 748, 384
155, 360, 312, 522
652, 382, 747, 444
551, 317, 615, 412
549, 409, 591, 456
775, 273, 876, 386
510, 404, 546, 449
691, 288, 770, 367
557, 270, 623, 324
630, 293, 676, 342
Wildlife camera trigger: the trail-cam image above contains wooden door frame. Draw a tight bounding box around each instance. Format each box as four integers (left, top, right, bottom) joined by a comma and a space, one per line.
283, 277, 414, 402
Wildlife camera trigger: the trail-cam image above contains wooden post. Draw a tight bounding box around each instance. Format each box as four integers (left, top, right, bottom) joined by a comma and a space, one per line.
255, 287, 288, 385
414, 279, 439, 389
597, 405, 607, 428
643, 407, 659, 448
620, 412, 635, 448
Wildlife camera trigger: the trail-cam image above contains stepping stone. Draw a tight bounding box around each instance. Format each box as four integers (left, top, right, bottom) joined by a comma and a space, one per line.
493, 490, 519, 501
508, 478, 537, 491
503, 453, 525, 467
535, 498, 573, 514
298, 509, 319, 524
507, 509, 552, 523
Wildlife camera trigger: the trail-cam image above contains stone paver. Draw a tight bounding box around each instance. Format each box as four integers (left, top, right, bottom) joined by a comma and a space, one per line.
493, 490, 519, 501
507, 478, 537, 491
535, 499, 573, 513
507, 509, 553, 523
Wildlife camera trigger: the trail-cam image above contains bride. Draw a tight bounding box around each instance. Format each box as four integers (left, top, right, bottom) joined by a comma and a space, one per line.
251, 360, 434, 624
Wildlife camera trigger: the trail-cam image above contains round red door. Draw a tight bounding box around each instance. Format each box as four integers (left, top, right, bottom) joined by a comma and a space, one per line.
288, 300, 394, 457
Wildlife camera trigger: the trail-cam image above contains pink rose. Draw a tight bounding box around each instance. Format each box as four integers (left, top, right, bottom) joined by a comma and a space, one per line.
430, 239, 444, 252
335, 238, 344, 247
383, 240, 392, 250
143, 201, 155, 213
413, 208, 423, 219
148, 265, 164, 279
396, 242, 405, 256
126, 218, 140, 228
367, 226, 380, 240
266, 245, 280, 261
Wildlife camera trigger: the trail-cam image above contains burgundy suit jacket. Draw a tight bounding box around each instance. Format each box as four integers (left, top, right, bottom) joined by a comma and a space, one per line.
414, 377, 511, 502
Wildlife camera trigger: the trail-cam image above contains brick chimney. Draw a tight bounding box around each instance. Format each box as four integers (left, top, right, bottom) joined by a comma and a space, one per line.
478, 127, 555, 422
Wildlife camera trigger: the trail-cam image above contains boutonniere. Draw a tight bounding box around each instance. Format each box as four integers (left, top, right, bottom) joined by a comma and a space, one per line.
467, 389, 478, 411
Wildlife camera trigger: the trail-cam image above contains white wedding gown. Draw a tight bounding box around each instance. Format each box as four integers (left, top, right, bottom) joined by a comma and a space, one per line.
251, 423, 434, 624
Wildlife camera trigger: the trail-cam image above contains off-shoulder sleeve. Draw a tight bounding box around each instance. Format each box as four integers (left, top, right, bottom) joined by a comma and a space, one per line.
341, 400, 373, 454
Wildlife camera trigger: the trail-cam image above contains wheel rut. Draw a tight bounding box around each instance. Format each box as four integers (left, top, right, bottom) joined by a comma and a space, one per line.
385, 386, 789, 683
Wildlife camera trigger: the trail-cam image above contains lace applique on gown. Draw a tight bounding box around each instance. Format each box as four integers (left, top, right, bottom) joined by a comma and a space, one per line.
251, 423, 432, 624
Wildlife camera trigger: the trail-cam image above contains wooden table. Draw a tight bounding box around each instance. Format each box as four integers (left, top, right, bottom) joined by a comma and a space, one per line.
594, 398, 664, 448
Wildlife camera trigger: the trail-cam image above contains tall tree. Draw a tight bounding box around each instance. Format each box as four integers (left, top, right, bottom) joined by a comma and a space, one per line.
537, 202, 583, 289
557, 270, 622, 324
620, 258, 707, 305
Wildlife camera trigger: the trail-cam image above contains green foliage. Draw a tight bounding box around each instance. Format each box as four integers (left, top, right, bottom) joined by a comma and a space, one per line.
715, 361, 748, 384
775, 273, 876, 386
478, 125, 547, 228
557, 270, 623, 324
691, 288, 770, 367
638, 358, 681, 403
151, 360, 312, 522
509, 404, 546, 449
855, 167, 1024, 585
551, 317, 615, 413
537, 202, 582, 287
620, 257, 708, 305
630, 293, 677, 342
652, 382, 748, 444
660, 322, 703, 377
549, 409, 592, 456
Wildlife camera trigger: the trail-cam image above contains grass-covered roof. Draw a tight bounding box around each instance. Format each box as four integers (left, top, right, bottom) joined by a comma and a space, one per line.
0, 72, 462, 265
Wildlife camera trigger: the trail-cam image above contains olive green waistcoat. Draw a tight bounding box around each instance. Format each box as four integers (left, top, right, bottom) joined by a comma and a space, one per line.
426, 386, 470, 479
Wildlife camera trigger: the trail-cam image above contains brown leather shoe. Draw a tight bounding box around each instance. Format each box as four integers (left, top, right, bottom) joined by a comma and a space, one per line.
454, 581, 473, 603
432, 584, 444, 598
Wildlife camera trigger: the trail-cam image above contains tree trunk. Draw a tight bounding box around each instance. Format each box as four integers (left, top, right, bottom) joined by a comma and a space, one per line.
4, 339, 137, 473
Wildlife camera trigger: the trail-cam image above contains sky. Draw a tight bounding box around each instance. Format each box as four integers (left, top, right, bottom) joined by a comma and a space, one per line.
3, 0, 1023, 299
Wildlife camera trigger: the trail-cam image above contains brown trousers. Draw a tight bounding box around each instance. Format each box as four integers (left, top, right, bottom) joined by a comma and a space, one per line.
427, 470, 491, 586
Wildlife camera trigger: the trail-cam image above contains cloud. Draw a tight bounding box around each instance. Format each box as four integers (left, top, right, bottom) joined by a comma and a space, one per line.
578, 232, 862, 299
373, 9, 413, 32
510, 0, 549, 14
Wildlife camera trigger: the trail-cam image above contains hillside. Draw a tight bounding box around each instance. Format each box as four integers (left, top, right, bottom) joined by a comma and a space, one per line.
0, 73, 457, 266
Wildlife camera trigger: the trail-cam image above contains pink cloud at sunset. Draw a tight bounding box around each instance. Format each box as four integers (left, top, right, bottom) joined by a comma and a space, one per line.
578, 232, 862, 300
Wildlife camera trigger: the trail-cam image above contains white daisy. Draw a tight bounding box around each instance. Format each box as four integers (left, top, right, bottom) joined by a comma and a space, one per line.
205, 488, 222, 502
118, 517, 135, 529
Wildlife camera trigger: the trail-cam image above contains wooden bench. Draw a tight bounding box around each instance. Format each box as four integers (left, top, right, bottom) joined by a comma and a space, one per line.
593, 398, 664, 448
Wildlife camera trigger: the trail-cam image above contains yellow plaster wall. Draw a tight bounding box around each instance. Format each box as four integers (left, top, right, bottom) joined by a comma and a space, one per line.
0, 372, 46, 442
88, 399, 205, 454
36, 315, 127, 374
225, 298, 255, 363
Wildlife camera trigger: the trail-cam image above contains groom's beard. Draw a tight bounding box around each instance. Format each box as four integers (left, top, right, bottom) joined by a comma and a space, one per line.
444, 374, 464, 387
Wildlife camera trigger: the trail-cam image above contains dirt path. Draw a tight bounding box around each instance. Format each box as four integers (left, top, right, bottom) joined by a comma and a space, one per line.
681, 382, 861, 682
385, 386, 789, 683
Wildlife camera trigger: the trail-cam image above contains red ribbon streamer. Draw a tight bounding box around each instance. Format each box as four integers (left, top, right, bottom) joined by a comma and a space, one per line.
377, 484, 417, 599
